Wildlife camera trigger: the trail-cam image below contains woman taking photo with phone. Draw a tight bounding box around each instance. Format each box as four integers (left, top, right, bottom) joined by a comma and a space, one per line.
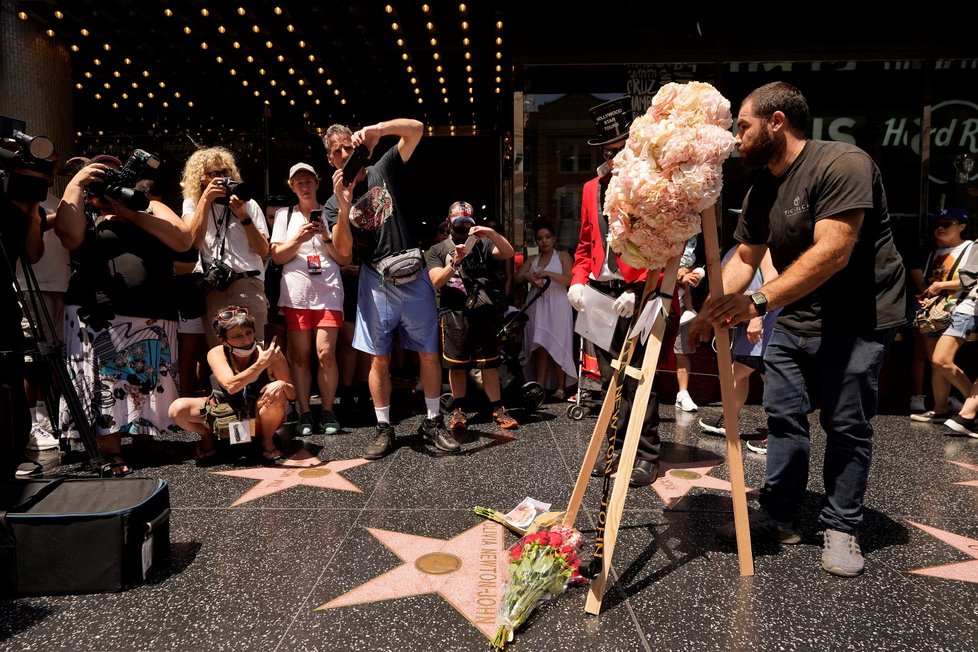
169, 306, 295, 465
269, 163, 350, 436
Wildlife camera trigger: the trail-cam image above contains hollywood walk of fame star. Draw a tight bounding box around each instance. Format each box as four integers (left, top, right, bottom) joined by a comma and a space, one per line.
648, 459, 758, 508
949, 460, 978, 488
318, 521, 509, 640
213, 448, 370, 507
906, 521, 978, 585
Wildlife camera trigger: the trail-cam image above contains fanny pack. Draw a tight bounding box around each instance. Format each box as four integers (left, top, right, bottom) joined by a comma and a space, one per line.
375, 248, 424, 286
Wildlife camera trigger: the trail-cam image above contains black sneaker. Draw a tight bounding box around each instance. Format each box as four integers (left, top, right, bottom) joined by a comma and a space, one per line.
717, 509, 801, 545
418, 416, 460, 453
296, 411, 316, 437
944, 413, 978, 438
700, 414, 725, 436
364, 422, 396, 460
320, 410, 341, 436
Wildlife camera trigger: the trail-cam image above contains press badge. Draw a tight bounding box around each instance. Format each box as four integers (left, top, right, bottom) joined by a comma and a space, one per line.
228, 419, 254, 445
307, 254, 322, 274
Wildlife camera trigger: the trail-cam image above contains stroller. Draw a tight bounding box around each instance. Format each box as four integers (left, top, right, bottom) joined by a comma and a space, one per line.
439, 278, 551, 415
566, 336, 604, 420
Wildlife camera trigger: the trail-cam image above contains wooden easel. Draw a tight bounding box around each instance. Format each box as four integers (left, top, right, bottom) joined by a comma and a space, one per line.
562, 205, 754, 616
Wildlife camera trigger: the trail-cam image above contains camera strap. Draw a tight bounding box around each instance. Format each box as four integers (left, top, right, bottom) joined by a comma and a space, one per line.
210, 203, 233, 264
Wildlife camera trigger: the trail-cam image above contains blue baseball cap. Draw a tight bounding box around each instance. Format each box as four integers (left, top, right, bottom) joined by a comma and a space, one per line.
931, 207, 969, 224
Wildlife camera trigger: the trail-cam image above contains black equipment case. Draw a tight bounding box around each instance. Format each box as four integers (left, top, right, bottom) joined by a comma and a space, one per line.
0, 477, 171, 596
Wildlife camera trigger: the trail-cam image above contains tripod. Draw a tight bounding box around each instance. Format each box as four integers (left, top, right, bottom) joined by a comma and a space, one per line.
0, 217, 107, 476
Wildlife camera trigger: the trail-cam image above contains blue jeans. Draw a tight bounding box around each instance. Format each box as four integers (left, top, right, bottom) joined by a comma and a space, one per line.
760, 327, 895, 533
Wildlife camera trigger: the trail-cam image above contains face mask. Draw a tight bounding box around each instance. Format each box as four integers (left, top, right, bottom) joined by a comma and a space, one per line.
228, 341, 257, 357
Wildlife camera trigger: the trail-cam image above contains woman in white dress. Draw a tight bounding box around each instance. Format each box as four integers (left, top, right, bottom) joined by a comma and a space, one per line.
515, 221, 578, 400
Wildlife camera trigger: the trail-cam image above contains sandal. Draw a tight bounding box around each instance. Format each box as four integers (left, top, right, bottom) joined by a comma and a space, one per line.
102, 454, 133, 478
261, 448, 285, 466
195, 447, 221, 468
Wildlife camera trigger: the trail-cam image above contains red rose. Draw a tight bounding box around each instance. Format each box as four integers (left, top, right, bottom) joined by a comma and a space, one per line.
510, 545, 524, 561
546, 532, 563, 547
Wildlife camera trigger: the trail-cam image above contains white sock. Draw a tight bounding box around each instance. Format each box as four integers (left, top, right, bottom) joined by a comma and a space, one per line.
375, 405, 391, 424
425, 397, 441, 419
677, 391, 689, 399
30, 407, 38, 424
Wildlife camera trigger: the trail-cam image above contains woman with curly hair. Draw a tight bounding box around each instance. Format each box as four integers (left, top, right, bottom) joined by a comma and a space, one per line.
181, 146, 270, 348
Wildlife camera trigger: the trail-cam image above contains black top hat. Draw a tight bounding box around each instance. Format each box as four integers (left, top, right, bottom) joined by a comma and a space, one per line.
588, 96, 633, 146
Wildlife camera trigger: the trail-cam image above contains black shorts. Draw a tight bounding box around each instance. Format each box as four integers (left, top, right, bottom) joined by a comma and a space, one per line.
440, 308, 503, 369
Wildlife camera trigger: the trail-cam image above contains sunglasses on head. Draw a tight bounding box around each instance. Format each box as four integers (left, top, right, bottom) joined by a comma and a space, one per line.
216, 307, 249, 321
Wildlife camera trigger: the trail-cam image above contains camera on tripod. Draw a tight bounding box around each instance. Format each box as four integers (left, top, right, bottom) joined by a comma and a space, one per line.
86, 149, 161, 212
213, 177, 254, 205
0, 129, 57, 202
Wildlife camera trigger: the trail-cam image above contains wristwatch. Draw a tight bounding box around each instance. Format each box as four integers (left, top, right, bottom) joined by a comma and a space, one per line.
240, 217, 253, 226
750, 291, 768, 317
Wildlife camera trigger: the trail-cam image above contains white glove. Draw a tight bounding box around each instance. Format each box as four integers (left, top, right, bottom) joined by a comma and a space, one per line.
567, 283, 587, 312
613, 291, 636, 318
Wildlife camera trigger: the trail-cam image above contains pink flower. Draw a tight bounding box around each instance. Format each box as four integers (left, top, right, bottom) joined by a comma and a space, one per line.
605, 81, 735, 270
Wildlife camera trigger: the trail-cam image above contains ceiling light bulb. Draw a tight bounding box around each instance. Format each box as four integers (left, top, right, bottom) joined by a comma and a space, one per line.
340, 99, 346, 105
299, 40, 306, 47
414, 88, 420, 95
418, 98, 423, 104
410, 77, 417, 84
201, 42, 208, 49
391, 22, 399, 31
385, 5, 393, 13
495, 51, 502, 59
71, 44, 79, 52
84, 71, 92, 78
164, 9, 172, 17
95, 93, 101, 99
466, 65, 472, 72
80, 28, 89, 36
463, 37, 470, 46
112, 102, 119, 108
46, 29, 54, 37
467, 77, 473, 83
201, 8, 209, 17
333, 89, 340, 95
113, 70, 120, 77
55, 10, 63, 19
443, 97, 449, 103
233, 41, 240, 48
93, 58, 101, 65
430, 38, 437, 46
277, 55, 284, 61
237, 7, 246, 15
406, 65, 414, 73
426, 22, 434, 31
396, 38, 404, 46
287, 24, 294, 32
218, 25, 226, 33
497, 21, 504, 29
422, 4, 430, 11
17, 11, 27, 19
274, 7, 283, 15
459, 4, 467, 12
75, 83, 83, 89
265, 40, 273, 48
461, 21, 468, 30
496, 37, 502, 45
438, 76, 445, 84
174, 91, 181, 98
464, 52, 471, 60
252, 25, 260, 33
436, 65, 443, 72
183, 26, 191, 34
246, 55, 254, 62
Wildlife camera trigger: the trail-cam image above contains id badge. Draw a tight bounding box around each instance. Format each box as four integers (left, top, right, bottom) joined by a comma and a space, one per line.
307, 254, 322, 275
228, 419, 253, 445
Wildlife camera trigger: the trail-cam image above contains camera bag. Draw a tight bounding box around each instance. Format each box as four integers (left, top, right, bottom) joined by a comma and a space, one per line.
0, 477, 171, 597
375, 248, 424, 286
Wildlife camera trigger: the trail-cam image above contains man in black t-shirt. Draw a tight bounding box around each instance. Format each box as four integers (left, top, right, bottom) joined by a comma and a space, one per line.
690, 82, 906, 578
426, 201, 518, 431
323, 119, 459, 459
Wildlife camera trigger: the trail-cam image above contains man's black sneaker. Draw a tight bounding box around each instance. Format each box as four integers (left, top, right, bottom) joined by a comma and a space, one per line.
418, 416, 460, 453
364, 422, 396, 460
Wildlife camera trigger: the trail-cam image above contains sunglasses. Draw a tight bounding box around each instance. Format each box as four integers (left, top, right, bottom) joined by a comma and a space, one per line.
205, 168, 231, 178
935, 221, 959, 229
216, 307, 249, 321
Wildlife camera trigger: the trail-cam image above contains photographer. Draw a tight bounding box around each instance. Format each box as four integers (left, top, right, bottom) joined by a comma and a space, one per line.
54, 155, 191, 477
181, 146, 270, 349
0, 164, 46, 480
426, 201, 519, 431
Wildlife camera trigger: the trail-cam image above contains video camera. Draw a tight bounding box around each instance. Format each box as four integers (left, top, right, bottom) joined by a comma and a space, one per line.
87, 149, 161, 212
0, 129, 57, 202
213, 178, 254, 205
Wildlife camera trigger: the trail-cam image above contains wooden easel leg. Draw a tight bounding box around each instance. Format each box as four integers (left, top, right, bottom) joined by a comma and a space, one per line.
583, 255, 680, 615
562, 273, 659, 529
700, 205, 755, 576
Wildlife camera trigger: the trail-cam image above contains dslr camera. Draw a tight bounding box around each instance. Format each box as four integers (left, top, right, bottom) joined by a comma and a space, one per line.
214, 178, 254, 205
0, 128, 57, 202
87, 149, 161, 212
197, 260, 237, 293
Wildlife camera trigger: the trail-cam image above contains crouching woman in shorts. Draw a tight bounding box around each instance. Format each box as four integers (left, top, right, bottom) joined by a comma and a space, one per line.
169, 306, 295, 465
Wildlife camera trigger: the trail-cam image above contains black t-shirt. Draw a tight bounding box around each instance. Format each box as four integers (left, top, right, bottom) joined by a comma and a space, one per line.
324, 145, 415, 264
65, 214, 179, 321
734, 140, 906, 335
425, 237, 504, 312
0, 196, 30, 346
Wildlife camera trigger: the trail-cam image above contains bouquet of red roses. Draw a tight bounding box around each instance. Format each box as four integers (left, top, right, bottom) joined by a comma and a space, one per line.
490, 524, 586, 650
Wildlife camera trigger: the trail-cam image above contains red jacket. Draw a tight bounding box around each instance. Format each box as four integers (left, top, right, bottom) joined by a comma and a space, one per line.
571, 175, 648, 286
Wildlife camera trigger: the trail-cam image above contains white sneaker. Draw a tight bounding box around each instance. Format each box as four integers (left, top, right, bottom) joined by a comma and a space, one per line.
675, 391, 698, 412
909, 394, 926, 413
26, 424, 60, 451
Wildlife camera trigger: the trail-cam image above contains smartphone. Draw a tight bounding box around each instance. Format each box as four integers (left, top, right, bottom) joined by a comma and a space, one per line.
342, 145, 370, 185
309, 209, 323, 223
462, 234, 479, 255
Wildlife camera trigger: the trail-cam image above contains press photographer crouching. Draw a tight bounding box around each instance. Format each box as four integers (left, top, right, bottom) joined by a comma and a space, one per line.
168, 306, 294, 466
54, 152, 192, 476
0, 130, 49, 480
181, 147, 270, 349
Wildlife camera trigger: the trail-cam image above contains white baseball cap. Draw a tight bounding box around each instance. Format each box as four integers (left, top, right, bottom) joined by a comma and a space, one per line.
289, 162, 318, 180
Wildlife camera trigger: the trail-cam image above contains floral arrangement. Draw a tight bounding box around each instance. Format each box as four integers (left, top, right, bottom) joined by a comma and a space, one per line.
605, 81, 736, 270
490, 524, 585, 650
